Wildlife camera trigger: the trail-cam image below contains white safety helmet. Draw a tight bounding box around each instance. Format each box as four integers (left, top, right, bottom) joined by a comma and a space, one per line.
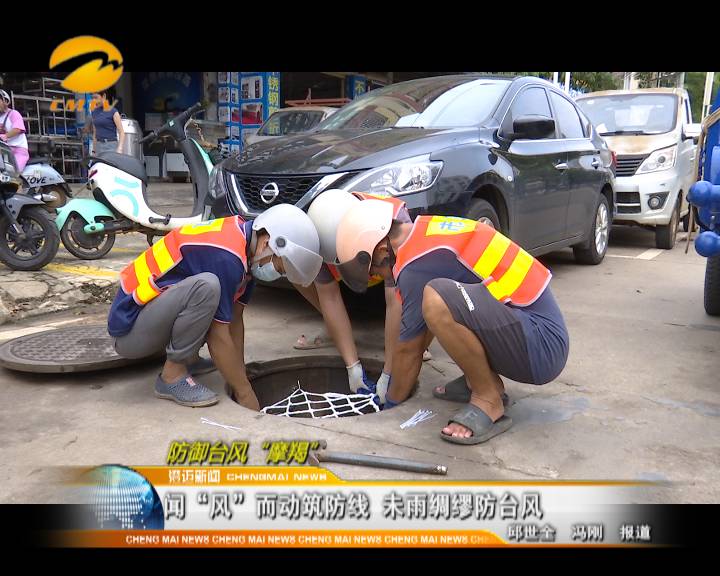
307, 189, 361, 263
251, 204, 323, 287
336, 199, 395, 293
0, 89, 10, 104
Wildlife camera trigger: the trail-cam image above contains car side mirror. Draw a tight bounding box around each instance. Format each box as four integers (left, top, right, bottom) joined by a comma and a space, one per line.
683, 123, 701, 143
508, 115, 556, 141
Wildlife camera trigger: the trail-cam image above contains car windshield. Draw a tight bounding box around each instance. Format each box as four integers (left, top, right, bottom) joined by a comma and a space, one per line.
258, 110, 327, 136
576, 94, 678, 136
316, 77, 510, 131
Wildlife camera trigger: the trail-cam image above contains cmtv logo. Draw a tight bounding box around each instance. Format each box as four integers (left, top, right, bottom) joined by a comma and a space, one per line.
48, 36, 123, 112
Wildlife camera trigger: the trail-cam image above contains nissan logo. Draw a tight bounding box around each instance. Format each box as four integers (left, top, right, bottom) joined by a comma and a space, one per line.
260, 182, 280, 204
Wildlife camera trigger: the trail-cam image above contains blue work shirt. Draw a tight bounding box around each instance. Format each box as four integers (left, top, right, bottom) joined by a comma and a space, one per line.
108, 221, 255, 337
91, 107, 119, 141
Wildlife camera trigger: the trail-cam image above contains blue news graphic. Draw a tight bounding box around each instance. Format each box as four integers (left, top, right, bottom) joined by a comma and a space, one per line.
87, 465, 164, 530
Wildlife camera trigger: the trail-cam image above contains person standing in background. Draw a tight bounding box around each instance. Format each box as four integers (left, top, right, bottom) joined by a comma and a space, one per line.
90, 90, 125, 155
0, 89, 30, 170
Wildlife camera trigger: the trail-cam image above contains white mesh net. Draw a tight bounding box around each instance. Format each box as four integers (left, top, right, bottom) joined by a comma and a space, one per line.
261, 382, 380, 419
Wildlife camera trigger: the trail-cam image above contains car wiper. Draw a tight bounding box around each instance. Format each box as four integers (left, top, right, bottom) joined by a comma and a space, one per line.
599, 130, 647, 136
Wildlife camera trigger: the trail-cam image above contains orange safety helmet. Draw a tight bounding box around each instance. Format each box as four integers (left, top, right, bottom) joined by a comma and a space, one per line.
335, 199, 395, 293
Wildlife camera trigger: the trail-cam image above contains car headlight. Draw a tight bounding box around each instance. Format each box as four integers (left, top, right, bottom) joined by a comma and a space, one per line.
340, 155, 443, 197
208, 165, 229, 202
637, 145, 677, 174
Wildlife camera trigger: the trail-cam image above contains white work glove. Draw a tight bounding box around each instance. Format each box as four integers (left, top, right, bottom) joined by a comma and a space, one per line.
376, 371, 391, 405
347, 361, 376, 395
347, 361, 364, 393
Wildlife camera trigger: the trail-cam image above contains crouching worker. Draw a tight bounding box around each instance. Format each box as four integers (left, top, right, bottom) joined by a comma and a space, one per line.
300, 189, 410, 400
107, 204, 323, 409
335, 201, 569, 445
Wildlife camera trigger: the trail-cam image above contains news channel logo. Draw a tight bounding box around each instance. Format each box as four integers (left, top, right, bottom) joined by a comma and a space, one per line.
49, 36, 123, 94
86, 465, 164, 530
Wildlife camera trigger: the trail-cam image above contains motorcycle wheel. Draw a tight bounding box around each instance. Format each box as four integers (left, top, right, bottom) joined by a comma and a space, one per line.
0, 206, 60, 271
60, 213, 115, 260
43, 185, 69, 210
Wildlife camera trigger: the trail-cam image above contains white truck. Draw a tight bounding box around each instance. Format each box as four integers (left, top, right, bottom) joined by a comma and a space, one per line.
576, 88, 701, 249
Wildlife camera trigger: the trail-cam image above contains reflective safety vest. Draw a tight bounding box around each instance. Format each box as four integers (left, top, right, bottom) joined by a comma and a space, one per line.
393, 216, 551, 307
120, 217, 248, 305
327, 193, 409, 286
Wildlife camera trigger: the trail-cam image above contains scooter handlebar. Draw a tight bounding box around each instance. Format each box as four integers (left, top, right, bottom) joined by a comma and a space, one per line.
140, 103, 205, 146
140, 131, 157, 144
173, 102, 204, 127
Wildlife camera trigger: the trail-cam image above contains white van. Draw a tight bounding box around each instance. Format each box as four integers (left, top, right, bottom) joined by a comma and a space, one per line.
243, 106, 337, 148
576, 88, 701, 249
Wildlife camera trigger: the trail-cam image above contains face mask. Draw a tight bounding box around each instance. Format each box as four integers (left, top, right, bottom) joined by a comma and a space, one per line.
251, 261, 282, 282
251, 244, 284, 282
251, 260, 283, 282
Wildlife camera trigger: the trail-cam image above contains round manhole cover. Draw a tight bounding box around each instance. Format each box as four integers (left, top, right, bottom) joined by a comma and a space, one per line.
0, 325, 163, 373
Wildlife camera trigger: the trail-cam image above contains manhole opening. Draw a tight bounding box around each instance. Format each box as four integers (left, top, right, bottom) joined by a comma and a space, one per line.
227, 356, 415, 418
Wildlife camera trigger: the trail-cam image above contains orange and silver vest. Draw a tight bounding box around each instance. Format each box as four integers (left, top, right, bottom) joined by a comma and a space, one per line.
393, 216, 551, 307
327, 193, 408, 286
120, 217, 248, 306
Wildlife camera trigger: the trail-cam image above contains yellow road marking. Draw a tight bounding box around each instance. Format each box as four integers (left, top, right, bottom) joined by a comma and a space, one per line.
45, 263, 119, 278
58, 246, 141, 254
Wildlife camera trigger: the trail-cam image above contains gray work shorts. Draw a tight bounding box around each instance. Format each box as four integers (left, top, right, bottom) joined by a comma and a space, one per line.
427, 278, 569, 385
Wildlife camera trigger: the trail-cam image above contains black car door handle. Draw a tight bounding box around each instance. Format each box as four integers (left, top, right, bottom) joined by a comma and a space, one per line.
554, 162, 568, 171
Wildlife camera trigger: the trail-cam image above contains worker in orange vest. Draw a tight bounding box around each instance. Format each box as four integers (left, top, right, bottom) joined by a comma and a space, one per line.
107, 204, 323, 410
336, 200, 569, 445
295, 189, 410, 398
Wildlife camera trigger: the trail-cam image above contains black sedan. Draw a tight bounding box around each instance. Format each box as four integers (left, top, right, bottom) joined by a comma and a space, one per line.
208, 75, 615, 264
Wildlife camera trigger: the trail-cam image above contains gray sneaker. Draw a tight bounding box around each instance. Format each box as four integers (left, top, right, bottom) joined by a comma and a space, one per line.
154, 374, 219, 407
188, 357, 217, 376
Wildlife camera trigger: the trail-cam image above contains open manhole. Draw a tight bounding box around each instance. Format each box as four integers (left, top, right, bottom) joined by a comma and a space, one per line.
0, 325, 163, 373
227, 355, 416, 418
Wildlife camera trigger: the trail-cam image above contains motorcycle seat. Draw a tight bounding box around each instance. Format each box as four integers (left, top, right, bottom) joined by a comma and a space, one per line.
26, 157, 51, 165
91, 152, 148, 184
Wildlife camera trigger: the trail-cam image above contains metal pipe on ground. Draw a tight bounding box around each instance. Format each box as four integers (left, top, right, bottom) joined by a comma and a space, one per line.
308, 441, 447, 475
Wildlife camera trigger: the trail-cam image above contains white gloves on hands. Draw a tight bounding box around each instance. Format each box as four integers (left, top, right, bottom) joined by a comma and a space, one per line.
347, 361, 365, 393
376, 371, 391, 404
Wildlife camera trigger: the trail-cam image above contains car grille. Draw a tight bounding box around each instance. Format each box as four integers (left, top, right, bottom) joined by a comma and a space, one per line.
225, 171, 362, 215
615, 191, 641, 214
614, 155, 648, 178
230, 174, 324, 212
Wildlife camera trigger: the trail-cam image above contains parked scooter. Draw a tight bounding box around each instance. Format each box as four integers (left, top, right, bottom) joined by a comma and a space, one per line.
21, 139, 73, 210
56, 103, 213, 259
0, 141, 59, 271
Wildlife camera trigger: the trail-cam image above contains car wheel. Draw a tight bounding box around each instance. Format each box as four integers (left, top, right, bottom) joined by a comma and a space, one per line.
573, 194, 610, 265
655, 200, 679, 250
465, 198, 501, 230
681, 210, 690, 232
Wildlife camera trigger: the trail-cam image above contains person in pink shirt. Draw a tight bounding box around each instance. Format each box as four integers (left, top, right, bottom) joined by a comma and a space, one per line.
0, 89, 29, 171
